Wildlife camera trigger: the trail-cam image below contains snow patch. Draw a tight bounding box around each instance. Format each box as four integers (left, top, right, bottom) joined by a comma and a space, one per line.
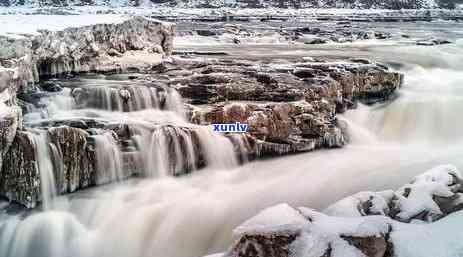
233, 203, 308, 236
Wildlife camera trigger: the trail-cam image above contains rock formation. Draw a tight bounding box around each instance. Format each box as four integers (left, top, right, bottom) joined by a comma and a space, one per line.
0, 14, 403, 208
0, 16, 175, 207
168, 58, 402, 156
33, 17, 174, 77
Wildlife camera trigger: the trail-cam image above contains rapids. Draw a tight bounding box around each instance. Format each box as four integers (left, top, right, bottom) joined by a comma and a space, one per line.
1, 21, 463, 257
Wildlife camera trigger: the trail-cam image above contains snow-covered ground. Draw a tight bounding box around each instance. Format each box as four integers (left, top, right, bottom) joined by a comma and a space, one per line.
0, 14, 130, 37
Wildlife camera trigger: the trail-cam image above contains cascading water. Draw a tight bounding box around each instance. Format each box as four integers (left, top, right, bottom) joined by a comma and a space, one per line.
164, 87, 187, 120
196, 126, 238, 169
92, 131, 124, 184
75, 85, 184, 115
2, 25, 463, 257
30, 131, 57, 211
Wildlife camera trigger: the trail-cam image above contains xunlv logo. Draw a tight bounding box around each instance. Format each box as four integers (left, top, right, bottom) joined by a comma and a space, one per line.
212, 122, 248, 133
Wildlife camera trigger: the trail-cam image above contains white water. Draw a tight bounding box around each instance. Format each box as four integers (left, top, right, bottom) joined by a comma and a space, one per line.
30, 131, 57, 211
2, 36, 463, 257
134, 126, 200, 177
93, 131, 124, 184
81, 86, 167, 113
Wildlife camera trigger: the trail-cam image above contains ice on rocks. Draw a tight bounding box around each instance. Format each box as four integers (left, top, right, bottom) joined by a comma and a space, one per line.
290, 208, 390, 257
227, 165, 463, 257
324, 190, 394, 217
233, 203, 308, 236
392, 164, 462, 222
298, 208, 390, 238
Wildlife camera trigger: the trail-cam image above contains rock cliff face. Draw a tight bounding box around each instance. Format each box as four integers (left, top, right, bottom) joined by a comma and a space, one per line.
222, 165, 463, 257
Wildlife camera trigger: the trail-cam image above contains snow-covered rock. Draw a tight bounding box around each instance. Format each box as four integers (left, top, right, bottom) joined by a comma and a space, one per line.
224, 164, 463, 257
227, 204, 391, 257
391, 164, 463, 222
1, 16, 173, 78
324, 190, 394, 217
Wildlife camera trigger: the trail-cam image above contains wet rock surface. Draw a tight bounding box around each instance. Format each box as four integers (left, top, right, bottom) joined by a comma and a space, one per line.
0, 16, 176, 207
0, 13, 404, 208
167, 58, 401, 156
0, 52, 402, 207
223, 165, 463, 257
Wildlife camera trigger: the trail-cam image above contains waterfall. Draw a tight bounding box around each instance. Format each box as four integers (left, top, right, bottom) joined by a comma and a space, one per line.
79, 86, 185, 114
164, 87, 187, 120
132, 125, 239, 177
30, 131, 57, 211
228, 134, 251, 164
126, 86, 160, 112
86, 87, 122, 111
342, 66, 463, 146
3, 20, 463, 257
196, 126, 238, 170
134, 126, 198, 177
92, 131, 124, 184
23, 88, 75, 122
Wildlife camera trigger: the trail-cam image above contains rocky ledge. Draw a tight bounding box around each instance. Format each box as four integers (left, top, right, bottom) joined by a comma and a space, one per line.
163, 57, 402, 156
0, 16, 175, 207
215, 164, 463, 257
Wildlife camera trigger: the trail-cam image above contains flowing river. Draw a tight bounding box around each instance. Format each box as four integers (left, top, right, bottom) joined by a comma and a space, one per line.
1, 20, 463, 257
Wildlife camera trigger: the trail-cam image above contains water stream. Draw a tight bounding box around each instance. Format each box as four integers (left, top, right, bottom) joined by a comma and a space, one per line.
1, 21, 463, 257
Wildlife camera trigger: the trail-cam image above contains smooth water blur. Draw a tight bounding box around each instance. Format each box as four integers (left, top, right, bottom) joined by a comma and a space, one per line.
1, 22, 463, 257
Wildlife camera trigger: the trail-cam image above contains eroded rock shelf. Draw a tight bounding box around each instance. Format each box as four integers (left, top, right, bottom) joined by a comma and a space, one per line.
0, 16, 402, 208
